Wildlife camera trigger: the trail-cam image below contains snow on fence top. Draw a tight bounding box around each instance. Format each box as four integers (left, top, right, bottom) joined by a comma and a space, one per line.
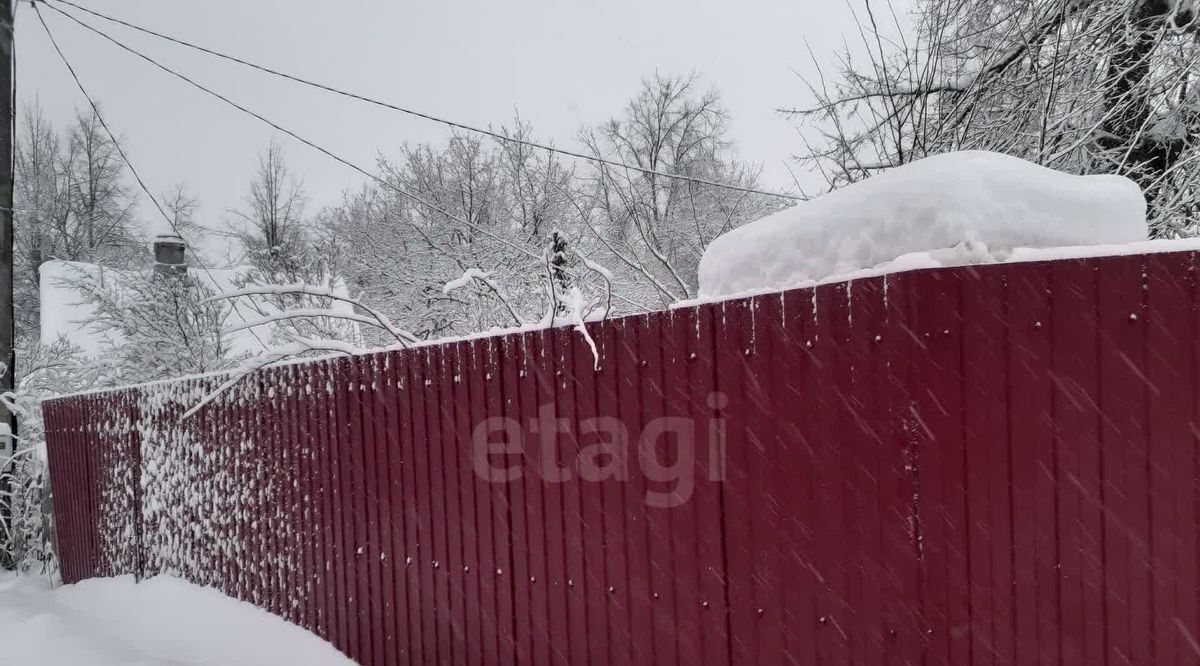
697, 151, 1148, 298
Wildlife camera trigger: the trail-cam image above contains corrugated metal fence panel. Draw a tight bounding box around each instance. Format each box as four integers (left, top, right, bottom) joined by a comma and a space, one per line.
42, 251, 1200, 666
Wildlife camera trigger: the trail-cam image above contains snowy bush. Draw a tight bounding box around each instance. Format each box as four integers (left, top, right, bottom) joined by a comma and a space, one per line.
325, 76, 780, 337
789, 0, 1200, 237
226, 141, 359, 348
61, 266, 243, 385
0, 338, 101, 574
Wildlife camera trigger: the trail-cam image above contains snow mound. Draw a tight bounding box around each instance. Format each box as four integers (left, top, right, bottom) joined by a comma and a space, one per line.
0, 573, 354, 666
697, 151, 1147, 298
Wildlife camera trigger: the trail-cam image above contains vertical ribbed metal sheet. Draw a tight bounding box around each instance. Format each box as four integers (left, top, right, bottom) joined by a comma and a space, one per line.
42, 251, 1200, 666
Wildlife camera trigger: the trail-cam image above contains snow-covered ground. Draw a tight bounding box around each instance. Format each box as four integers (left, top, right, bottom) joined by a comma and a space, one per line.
0, 573, 354, 666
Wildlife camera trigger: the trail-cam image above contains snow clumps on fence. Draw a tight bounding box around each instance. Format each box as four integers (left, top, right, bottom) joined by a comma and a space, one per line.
697, 151, 1148, 298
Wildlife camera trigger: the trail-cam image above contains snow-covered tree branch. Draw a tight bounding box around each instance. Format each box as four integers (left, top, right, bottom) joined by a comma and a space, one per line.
788, 0, 1200, 236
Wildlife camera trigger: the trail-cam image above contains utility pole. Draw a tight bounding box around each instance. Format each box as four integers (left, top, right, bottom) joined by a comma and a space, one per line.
0, 0, 16, 570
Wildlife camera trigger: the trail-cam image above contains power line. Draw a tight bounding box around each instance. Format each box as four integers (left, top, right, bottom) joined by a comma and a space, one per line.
46, 0, 804, 203
41, 1, 547, 264
32, 2, 271, 351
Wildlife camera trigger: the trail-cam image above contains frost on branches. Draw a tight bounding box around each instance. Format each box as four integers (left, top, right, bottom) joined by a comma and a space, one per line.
0, 339, 103, 574
788, 0, 1200, 236
326, 75, 782, 339
48, 262, 241, 386
228, 141, 361, 349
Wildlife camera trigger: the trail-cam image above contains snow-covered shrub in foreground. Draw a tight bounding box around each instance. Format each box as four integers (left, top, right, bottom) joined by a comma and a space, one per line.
697, 151, 1148, 297
0, 339, 101, 574
58, 266, 242, 385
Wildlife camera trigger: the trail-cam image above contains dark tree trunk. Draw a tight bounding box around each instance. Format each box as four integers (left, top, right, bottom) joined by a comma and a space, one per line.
1099, 0, 1196, 221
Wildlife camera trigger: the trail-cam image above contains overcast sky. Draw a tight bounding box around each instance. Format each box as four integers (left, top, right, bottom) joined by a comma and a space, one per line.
17, 0, 908, 251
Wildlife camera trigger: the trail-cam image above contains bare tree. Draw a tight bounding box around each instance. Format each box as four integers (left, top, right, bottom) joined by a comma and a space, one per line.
162, 184, 203, 260
328, 88, 777, 334
61, 266, 238, 385
786, 0, 1200, 236
330, 124, 587, 340
61, 108, 143, 264
230, 139, 309, 272
227, 140, 355, 344
14, 105, 145, 340
580, 73, 782, 305
14, 105, 67, 339
496, 117, 577, 240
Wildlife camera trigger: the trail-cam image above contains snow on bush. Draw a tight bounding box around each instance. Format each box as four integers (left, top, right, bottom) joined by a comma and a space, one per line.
0, 339, 103, 574
697, 151, 1148, 297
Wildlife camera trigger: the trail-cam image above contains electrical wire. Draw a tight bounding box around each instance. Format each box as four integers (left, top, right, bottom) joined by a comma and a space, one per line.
41, 1, 547, 263
32, 2, 271, 351
46, 0, 804, 202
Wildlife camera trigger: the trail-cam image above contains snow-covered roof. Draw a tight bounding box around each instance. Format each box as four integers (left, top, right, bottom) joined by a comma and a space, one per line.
39, 260, 356, 358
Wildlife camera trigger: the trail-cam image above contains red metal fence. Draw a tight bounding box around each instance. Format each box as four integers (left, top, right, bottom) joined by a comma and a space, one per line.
43, 250, 1200, 665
